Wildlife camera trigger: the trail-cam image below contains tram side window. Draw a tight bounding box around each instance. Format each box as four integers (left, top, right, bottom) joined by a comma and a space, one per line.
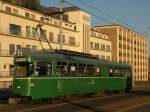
68, 63, 77, 76
86, 64, 92, 76
125, 68, 131, 77
78, 64, 100, 77
78, 64, 85, 76
119, 68, 128, 77
56, 62, 68, 76
120, 69, 124, 77
86, 64, 91, 76
114, 68, 118, 77
124, 69, 128, 77
95, 66, 100, 76
117, 68, 122, 77
128, 69, 132, 77
109, 68, 113, 77
55, 62, 100, 77
35, 61, 49, 76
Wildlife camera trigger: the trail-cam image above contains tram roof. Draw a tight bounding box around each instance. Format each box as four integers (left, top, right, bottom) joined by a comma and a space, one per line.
15, 48, 130, 68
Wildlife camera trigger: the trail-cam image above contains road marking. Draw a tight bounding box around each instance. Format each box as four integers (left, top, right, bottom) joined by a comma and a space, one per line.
116, 100, 150, 112
16, 94, 126, 112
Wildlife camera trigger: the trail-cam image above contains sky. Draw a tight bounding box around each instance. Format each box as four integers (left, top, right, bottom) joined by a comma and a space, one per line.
40, 0, 150, 54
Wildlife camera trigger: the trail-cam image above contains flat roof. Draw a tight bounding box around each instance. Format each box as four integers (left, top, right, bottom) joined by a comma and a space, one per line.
1, 0, 80, 23
94, 24, 147, 38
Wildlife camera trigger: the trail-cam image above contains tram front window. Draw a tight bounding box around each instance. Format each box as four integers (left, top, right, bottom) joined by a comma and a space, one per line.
15, 62, 33, 77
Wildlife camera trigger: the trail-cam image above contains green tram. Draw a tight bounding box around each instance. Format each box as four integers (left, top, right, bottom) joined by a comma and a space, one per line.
12, 49, 132, 100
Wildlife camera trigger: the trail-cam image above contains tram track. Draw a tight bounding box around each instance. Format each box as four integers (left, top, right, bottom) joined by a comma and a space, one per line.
14, 93, 137, 112
0, 88, 149, 112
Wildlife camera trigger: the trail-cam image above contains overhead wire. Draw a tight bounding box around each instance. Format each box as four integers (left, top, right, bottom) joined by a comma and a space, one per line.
64, 0, 114, 24
64, 0, 146, 35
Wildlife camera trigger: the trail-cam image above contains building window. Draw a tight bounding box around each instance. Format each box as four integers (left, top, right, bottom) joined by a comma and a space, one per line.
107, 56, 110, 60
26, 26, 31, 37
74, 26, 76, 30
58, 34, 65, 43
119, 52, 122, 57
119, 35, 122, 40
12, 9, 18, 15
65, 23, 68, 26
127, 46, 130, 50
119, 43, 122, 49
123, 52, 126, 57
26, 45, 31, 49
9, 24, 21, 36
32, 46, 37, 50
123, 37, 126, 42
69, 37, 75, 45
92, 32, 96, 37
101, 55, 105, 60
31, 14, 35, 19
0, 43, 1, 52
91, 42, 93, 49
134, 40, 136, 45
16, 45, 22, 49
5, 6, 11, 13
123, 44, 126, 49
32, 27, 36, 38
101, 44, 105, 51
49, 32, 54, 42
54, 21, 58, 26
95, 43, 99, 50
106, 45, 111, 52
25, 12, 30, 18
40, 30, 46, 40
69, 25, 72, 27
9, 44, 15, 55
127, 38, 130, 43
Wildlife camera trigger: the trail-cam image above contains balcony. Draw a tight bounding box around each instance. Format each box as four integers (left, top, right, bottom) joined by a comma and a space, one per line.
0, 25, 38, 39
0, 25, 80, 52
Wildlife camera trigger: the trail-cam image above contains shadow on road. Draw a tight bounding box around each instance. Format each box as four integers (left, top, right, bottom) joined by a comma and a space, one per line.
68, 101, 109, 112
129, 90, 150, 96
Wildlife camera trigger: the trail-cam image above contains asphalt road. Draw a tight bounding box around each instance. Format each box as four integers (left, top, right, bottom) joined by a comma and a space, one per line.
0, 86, 149, 112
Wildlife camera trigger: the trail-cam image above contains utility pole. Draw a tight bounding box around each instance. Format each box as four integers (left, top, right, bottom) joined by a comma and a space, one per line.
59, 0, 64, 50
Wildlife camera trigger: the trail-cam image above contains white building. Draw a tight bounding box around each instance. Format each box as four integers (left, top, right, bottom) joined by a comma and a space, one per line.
0, 0, 112, 88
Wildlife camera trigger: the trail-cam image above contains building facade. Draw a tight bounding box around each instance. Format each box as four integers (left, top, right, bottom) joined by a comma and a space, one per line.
0, 0, 89, 88
0, 0, 111, 88
94, 25, 148, 82
148, 58, 150, 81
90, 29, 111, 61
